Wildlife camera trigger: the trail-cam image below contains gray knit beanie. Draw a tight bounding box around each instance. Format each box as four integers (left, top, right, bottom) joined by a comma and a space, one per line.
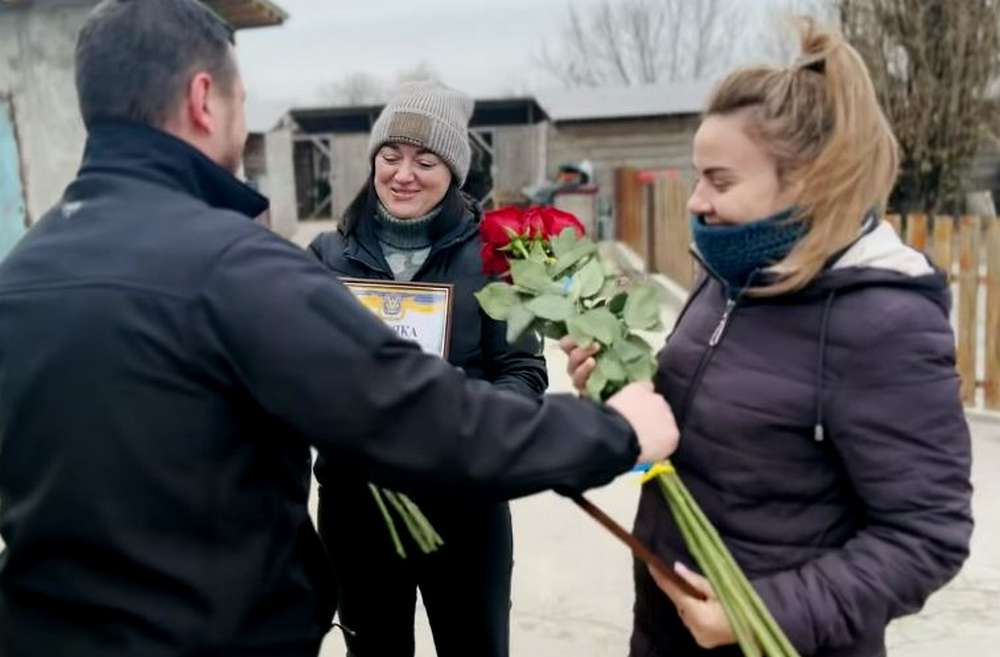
368, 81, 474, 185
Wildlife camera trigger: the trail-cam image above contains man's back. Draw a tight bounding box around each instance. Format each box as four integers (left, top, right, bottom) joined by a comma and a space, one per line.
0, 122, 336, 657
0, 121, 649, 657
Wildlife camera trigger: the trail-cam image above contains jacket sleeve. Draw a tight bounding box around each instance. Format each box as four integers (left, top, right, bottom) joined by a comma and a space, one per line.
198, 228, 639, 499
307, 232, 331, 264
752, 295, 973, 655
479, 305, 549, 397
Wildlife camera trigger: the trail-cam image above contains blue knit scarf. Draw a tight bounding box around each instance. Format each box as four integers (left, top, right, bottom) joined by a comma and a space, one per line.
691, 208, 806, 294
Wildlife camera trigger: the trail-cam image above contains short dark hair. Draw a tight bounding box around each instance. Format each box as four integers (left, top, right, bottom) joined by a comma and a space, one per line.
75, 0, 237, 129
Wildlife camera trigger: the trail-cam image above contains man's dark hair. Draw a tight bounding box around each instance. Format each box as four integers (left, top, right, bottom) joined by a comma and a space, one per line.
75, 0, 237, 129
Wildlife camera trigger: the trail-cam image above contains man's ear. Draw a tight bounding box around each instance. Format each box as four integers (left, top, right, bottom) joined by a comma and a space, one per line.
184, 72, 215, 135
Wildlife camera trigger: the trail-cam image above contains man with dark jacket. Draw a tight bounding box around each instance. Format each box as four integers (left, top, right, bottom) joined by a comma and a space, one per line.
0, 2, 679, 657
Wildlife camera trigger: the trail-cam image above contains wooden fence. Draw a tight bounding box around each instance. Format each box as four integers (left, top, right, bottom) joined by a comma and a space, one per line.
614, 167, 696, 288
614, 166, 1000, 411
886, 213, 1000, 409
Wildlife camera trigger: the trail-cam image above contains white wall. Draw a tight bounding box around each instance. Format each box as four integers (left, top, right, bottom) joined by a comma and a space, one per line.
331, 133, 370, 220
0, 3, 93, 224
261, 127, 299, 238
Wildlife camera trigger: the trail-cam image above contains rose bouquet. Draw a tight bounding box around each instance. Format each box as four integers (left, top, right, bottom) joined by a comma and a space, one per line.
473, 205, 800, 657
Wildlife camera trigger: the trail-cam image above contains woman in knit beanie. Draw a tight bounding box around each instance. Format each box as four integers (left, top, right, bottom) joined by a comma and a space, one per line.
308, 81, 546, 657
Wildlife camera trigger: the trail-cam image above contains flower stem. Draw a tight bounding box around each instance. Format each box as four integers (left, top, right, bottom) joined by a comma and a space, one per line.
368, 484, 406, 559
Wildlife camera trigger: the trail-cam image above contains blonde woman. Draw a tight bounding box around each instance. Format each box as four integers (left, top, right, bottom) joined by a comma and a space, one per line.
564, 19, 972, 657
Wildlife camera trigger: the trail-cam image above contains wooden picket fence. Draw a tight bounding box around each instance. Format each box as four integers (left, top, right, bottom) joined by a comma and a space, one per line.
614, 166, 1000, 411
614, 167, 697, 288
886, 213, 1000, 409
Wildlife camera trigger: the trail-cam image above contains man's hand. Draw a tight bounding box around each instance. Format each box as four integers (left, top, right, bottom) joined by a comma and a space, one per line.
606, 382, 679, 464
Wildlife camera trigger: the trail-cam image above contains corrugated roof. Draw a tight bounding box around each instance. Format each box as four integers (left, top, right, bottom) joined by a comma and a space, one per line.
534, 80, 717, 123
287, 98, 548, 135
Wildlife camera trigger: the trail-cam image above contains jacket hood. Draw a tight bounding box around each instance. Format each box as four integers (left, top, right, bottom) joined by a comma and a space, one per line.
806, 221, 950, 315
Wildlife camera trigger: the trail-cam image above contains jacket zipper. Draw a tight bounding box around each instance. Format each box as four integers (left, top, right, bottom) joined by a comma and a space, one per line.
677, 297, 738, 426
709, 298, 736, 347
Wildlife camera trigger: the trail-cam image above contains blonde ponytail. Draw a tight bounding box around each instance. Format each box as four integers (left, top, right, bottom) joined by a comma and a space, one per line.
705, 17, 899, 295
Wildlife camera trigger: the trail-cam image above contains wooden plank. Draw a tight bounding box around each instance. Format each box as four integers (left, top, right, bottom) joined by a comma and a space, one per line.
615, 168, 644, 256
957, 216, 981, 404
906, 213, 929, 252
648, 176, 694, 289
985, 217, 1000, 410
885, 213, 902, 236
667, 177, 694, 288
932, 216, 954, 279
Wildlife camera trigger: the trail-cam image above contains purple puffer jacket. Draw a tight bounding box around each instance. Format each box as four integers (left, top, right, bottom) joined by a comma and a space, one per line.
630, 222, 974, 657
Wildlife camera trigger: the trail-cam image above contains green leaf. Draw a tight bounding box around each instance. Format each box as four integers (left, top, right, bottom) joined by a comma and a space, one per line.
550, 226, 582, 258
624, 285, 662, 330
510, 259, 558, 295
505, 304, 536, 344
525, 294, 575, 321
595, 351, 628, 383
585, 369, 608, 402
550, 240, 598, 278
614, 334, 653, 363
575, 258, 605, 298
567, 307, 621, 346
608, 291, 629, 315
528, 238, 550, 265
566, 317, 595, 349
599, 277, 621, 300
624, 354, 657, 382
474, 282, 521, 321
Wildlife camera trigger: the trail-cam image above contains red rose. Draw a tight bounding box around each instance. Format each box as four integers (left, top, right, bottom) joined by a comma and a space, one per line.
480, 242, 510, 277
539, 207, 585, 238
522, 207, 546, 238
480, 207, 525, 248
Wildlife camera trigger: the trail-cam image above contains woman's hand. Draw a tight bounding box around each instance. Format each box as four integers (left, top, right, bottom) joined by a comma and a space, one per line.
648, 562, 736, 650
559, 336, 600, 395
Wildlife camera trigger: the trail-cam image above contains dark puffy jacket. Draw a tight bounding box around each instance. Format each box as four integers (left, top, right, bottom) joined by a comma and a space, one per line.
631, 222, 973, 657
0, 121, 640, 657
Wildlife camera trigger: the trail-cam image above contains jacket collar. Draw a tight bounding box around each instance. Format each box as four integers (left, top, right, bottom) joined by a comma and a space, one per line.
78, 120, 269, 220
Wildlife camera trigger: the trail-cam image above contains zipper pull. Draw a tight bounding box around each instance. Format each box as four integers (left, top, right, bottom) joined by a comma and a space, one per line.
709, 299, 736, 347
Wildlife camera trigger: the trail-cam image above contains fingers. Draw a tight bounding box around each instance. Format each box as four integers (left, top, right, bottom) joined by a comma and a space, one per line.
563, 341, 600, 394
673, 562, 713, 597
647, 563, 684, 607
571, 356, 597, 392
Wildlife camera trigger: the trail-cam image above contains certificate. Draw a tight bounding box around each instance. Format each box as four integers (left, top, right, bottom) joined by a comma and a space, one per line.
341, 278, 454, 358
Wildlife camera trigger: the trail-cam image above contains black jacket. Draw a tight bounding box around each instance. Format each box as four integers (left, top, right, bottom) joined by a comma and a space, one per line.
631, 224, 973, 657
0, 121, 640, 657
308, 189, 549, 492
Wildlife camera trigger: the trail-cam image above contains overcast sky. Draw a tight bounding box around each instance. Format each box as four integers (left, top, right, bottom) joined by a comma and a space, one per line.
234, 0, 798, 109
236, 0, 607, 106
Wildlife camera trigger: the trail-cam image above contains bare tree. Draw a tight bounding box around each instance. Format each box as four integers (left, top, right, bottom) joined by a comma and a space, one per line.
538, 0, 745, 87
317, 72, 386, 106
837, 0, 1000, 211
394, 61, 443, 86
755, 0, 836, 66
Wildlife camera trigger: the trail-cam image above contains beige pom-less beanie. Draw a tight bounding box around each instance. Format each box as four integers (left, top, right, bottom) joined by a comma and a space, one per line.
367, 81, 474, 185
